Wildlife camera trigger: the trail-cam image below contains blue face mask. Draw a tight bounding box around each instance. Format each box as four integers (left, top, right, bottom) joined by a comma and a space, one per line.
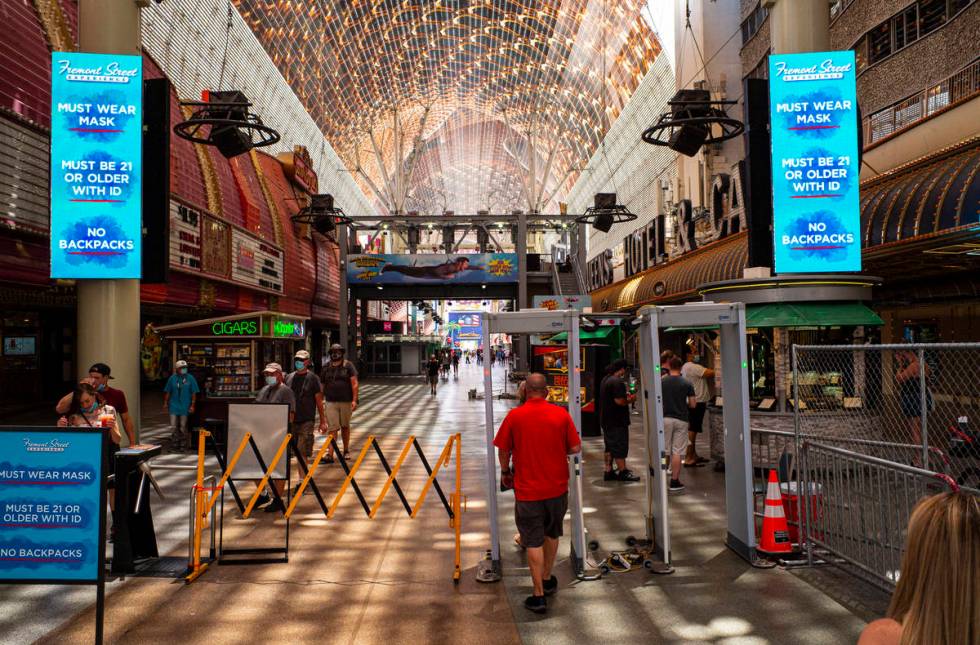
96, 383, 106, 392
294, 360, 306, 371
83, 400, 98, 414
178, 368, 188, 375
265, 375, 278, 387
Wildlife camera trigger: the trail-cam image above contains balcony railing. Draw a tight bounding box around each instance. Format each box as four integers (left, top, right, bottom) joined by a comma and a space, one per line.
863, 57, 980, 147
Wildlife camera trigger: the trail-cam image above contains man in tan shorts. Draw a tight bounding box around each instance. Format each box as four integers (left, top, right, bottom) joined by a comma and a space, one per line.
319, 344, 358, 463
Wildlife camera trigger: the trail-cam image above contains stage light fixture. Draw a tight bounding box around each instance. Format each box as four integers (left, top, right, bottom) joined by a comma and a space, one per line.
290, 194, 352, 235
641, 89, 743, 157
174, 90, 280, 158
576, 192, 637, 233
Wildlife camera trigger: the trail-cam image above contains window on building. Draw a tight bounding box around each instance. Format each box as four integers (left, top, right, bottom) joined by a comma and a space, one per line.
854, 0, 975, 72
918, 0, 948, 36
740, 3, 769, 45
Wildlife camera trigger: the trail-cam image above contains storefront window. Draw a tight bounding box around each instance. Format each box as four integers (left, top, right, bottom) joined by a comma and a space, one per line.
748, 330, 775, 400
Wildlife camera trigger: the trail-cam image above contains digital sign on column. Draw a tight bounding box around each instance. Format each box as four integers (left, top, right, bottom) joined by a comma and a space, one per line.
50, 52, 143, 279
768, 51, 861, 274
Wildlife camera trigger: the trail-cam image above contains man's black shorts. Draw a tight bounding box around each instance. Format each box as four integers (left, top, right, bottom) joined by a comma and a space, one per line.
515, 493, 568, 548
689, 402, 707, 434
602, 426, 630, 459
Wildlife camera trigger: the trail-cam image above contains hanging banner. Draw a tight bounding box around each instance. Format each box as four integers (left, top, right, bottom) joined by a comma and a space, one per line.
0, 428, 105, 583
447, 312, 482, 343
347, 254, 518, 284
49, 52, 143, 279
769, 50, 861, 274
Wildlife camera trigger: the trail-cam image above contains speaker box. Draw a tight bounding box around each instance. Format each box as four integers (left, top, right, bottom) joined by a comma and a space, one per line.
142, 78, 170, 283
594, 193, 617, 209
592, 212, 614, 233
742, 78, 774, 270
669, 124, 708, 157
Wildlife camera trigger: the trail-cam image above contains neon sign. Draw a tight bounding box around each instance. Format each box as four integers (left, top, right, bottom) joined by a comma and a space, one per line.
211, 319, 258, 336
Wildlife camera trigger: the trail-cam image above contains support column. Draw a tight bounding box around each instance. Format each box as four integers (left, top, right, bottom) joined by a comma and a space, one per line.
768, 0, 830, 54
516, 212, 528, 370
338, 224, 350, 355
77, 0, 142, 445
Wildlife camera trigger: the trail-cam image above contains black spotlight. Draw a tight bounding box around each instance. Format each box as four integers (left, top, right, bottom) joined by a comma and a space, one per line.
641, 88, 743, 157
290, 194, 352, 235
174, 90, 280, 158
576, 192, 637, 233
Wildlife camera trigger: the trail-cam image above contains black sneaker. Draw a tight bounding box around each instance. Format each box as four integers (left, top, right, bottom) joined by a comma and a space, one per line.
524, 595, 547, 614
603, 470, 618, 481
543, 575, 558, 596
669, 479, 685, 493
618, 469, 641, 482
254, 493, 273, 509
264, 498, 285, 513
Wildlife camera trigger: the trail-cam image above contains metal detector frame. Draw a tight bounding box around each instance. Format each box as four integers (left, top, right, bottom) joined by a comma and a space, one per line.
635, 302, 756, 564
479, 309, 587, 581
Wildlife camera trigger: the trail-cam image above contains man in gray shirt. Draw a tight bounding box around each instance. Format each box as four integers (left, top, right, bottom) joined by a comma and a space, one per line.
661, 356, 696, 493
254, 362, 295, 513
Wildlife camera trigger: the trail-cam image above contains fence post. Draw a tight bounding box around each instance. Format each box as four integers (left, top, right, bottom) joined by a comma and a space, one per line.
792, 345, 808, 562
918, 348, 928, 466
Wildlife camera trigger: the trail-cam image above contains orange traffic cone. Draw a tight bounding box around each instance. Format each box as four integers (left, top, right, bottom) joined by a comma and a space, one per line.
758, 469, 792, 555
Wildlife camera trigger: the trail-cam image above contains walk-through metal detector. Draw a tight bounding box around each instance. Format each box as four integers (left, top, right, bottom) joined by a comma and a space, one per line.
635, 302, 756, 565
477, 309, 588, 582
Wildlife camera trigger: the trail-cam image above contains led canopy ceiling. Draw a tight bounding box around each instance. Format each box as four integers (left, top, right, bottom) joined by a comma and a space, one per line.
234, 0, 663, 214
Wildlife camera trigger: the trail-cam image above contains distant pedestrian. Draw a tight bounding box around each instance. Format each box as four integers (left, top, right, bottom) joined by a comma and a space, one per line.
662, 356, 696, 492
599, 359, 640, 482
494, 373, 581, 614
285, 350, 326, 461
895, 348, 931, 456
426, 354, 441, 395
163, 360, 200, 452
451, 350, 460, 378
681, 350, 714, 467
320, 344, 359, 463
254, 362, 295, 513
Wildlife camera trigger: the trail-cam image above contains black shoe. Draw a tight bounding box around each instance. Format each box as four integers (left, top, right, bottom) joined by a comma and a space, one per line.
324, 455, 335, 464
543, 575, 558, 596
254, 493, 273, 509
618, 469, 641, 482
524, 595, 547, 614
669, 479, 685, 492
603, 470, 618, 481
264, 498, 285, 513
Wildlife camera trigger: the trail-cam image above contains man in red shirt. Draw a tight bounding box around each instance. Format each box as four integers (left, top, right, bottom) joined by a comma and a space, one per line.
494, 373, 582, 614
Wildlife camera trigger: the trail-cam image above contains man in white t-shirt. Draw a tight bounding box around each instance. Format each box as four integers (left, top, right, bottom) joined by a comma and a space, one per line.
681, 349, 715, 467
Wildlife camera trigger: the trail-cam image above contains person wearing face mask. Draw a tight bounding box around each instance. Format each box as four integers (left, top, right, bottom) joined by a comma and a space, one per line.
320, 344, 359, 464
163, 360, 200, 453
56, 363, 135, 447
284, 350, 326, 462
254, 363, 296, 513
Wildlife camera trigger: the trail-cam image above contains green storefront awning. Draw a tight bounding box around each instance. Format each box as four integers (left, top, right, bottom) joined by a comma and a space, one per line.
746, 302, 883, 328
548, 326, 618, 342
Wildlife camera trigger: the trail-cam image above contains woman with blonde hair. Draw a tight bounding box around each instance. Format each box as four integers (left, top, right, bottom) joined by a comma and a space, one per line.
859, 491, 979, 644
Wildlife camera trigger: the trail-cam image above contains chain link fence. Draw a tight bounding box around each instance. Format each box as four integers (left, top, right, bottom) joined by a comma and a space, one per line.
792, 344, 980, 493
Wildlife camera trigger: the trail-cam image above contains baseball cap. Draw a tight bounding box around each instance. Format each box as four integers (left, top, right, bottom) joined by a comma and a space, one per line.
294, 349, 310, 360
263, 362, 283, 374
88, 363, 114, 379
175, 360, 188, 369
329, 344, 345, 353
610, 359, 632, 373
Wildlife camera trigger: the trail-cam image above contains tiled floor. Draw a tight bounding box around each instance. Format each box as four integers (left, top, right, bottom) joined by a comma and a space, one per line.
2, 364, 885, 644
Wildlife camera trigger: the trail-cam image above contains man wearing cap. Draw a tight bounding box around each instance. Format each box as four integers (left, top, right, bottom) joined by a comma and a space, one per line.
57, 363, 135, 447
598, 359, 641, 482
254, 363, 296, 513
319, 344, 358, 463
163, 360, 200, 452
285, 350, 325, 461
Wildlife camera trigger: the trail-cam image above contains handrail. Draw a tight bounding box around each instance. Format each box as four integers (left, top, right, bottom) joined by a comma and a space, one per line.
863, 57, 980, 147
550, 246, 564, 296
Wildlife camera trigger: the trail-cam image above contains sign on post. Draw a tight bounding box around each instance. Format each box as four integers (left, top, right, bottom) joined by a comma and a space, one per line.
769, 51, 861, 274
50, 52, 143, 279
0, 428, 106, 583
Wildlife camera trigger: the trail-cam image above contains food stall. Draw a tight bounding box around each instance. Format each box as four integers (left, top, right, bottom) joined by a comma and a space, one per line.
156, 311, 308, 443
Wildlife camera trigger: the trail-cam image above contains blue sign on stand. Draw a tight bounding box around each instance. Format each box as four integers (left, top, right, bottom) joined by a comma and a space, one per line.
50, 52, 143, 279
0, 428, 105, 583
769, 51, 861, 274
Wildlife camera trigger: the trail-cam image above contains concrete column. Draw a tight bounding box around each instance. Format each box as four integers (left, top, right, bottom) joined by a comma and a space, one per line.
516, 212, 528, 370
77, 0, 143, 445
768, 0, 830, 55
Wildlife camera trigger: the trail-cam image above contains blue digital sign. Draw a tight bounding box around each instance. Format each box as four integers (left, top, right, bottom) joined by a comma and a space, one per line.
50, 52, 142, 279
769, 51, 861, 274
0, 428, 104, 582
